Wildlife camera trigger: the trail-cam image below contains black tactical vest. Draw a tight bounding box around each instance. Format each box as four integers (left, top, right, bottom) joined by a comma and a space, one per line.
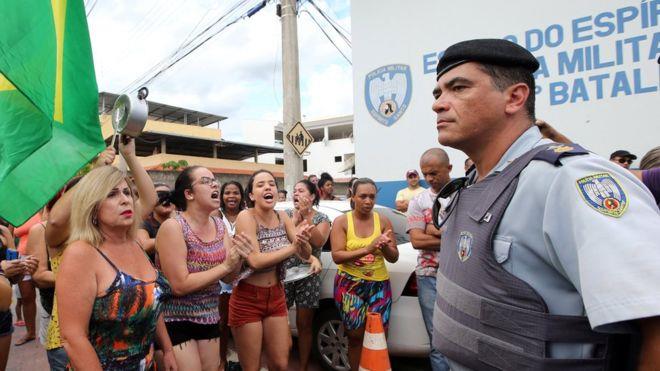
433, 143, 638, 371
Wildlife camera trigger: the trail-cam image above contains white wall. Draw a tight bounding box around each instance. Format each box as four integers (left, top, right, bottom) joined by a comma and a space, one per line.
304, 137, 355, 179
352, 0, 660, 181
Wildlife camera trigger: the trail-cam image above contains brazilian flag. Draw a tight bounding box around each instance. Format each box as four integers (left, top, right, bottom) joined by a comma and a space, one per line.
0, 0, 105, 225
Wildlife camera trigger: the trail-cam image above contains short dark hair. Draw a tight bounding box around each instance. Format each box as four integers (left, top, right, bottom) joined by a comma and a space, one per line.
318, 172, 334, 189
245, 170, 277, 208
296, 179, 320, 206
477, 63, 535, 120
220, 181, 245, 212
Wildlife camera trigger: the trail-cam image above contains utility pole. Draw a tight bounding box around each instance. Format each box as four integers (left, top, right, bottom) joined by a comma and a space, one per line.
280, 0, 303, 195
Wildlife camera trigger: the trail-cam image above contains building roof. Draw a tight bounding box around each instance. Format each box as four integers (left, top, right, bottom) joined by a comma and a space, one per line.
98, 91, 226, 127
100, 115, 282, 161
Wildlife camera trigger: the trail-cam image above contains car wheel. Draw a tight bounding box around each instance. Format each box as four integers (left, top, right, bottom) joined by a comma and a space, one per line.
313, 306, 350, 371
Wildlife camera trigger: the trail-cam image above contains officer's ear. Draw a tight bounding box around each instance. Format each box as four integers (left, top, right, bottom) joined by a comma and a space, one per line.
504, 82, 529, 116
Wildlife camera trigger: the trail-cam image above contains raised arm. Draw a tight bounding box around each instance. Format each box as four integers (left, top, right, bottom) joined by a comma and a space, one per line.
47, 147, 116, 247
156, 218, 239, 296
119, 136, 157, 220
25, 224, 54, 288
57, 241, 103, 370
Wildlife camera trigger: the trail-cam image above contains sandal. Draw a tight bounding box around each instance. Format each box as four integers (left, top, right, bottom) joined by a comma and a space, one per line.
15, 336, 35, 346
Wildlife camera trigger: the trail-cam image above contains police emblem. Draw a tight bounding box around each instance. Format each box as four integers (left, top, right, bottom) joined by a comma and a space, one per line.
364, 64, 412, 127
457, 231, 473, 262
576, 173, 628, 217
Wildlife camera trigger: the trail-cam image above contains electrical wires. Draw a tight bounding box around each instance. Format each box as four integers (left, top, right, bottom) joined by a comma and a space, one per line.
121, 0, 267, 94
300, 0, 351, 65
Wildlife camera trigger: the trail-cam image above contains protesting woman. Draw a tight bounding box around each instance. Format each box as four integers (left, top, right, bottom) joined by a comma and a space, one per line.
157, 167, 251, 371
46, 138, 158, 370
284, 179, 329, 371
217, 180, 245, 371
57, 165, 176, 370
230, 170, 313, 371
331, 178, 399, 371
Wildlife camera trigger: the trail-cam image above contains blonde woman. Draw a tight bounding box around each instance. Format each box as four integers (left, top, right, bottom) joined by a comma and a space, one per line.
57, 166, 176, 370
45, 138, 156, 370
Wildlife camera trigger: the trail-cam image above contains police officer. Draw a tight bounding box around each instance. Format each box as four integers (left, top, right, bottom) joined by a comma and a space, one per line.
430, 39, 660, 370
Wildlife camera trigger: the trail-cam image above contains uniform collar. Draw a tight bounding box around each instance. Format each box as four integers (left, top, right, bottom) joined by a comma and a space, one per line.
489, 126, 546, 176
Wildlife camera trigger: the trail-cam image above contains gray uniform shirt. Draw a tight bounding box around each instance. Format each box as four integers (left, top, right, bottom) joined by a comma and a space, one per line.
448, 126, 660, 369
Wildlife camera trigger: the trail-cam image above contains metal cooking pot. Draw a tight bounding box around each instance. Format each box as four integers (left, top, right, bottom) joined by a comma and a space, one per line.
111, 87, 149, 138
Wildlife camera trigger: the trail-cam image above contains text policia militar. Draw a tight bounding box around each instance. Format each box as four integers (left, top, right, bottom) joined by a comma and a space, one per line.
423, 1, 660, 106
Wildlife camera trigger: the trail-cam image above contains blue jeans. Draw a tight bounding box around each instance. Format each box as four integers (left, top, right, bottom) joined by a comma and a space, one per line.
46, 347, 69, 371
417, 275, 450, 371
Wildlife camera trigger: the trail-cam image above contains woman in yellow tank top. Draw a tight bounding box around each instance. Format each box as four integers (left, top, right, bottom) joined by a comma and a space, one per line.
330, 178, 399, 371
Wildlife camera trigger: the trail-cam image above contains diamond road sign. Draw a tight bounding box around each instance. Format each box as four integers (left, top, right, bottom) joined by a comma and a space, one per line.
286, 121, 313, 157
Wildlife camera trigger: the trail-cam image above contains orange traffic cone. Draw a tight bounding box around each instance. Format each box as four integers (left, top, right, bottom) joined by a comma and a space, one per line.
358, 312, 391, 371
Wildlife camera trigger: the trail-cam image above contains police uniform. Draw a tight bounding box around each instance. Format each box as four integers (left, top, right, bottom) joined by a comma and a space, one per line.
431, 39, 660, 371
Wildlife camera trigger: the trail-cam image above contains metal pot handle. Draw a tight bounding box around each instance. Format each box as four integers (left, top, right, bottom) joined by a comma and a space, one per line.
137, 87, 149, 100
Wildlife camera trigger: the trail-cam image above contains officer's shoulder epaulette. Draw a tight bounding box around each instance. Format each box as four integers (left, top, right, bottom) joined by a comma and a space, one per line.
533, 143, 589, 167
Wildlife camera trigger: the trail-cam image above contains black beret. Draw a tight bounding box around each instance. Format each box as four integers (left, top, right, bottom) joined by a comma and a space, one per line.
436, 39, 539, 80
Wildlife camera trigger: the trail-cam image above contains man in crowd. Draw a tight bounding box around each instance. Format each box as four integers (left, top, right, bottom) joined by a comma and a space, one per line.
407, 148, 452, 371
395, 169, 425, 212
610, 150, 637, 169
431, 38, 660, 370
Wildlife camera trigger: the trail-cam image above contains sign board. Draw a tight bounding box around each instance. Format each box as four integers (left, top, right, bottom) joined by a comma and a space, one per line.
286, 121, 313, 157
352, 0, 660, 208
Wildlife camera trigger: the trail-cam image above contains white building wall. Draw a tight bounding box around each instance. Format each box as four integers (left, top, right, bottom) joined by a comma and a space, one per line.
304, 138, 355, 180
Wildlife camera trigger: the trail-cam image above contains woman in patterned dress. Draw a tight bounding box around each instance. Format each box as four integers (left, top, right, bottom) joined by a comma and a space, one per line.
57, 166, 175, 370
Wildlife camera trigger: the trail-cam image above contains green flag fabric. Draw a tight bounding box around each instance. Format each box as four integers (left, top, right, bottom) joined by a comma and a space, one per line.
0, 0, 105, 226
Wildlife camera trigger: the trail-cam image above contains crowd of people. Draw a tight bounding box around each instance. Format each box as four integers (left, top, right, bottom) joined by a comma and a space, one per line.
0, 131, 399, 371
1, 37, 660, 371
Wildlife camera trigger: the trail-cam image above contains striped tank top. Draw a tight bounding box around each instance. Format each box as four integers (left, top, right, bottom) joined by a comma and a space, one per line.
162, 213, 226, 325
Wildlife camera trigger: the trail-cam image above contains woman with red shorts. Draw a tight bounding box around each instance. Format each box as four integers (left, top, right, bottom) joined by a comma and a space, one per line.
230, 170, 313, 371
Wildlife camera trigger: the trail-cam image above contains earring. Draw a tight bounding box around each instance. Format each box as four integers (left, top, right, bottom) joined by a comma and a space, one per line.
92, 215, 98, 226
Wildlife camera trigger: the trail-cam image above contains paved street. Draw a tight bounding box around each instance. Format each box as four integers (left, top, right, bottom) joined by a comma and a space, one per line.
7, 316, 429, 370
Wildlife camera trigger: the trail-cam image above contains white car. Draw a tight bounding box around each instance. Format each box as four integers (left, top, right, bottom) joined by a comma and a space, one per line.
276, 201, 429, 370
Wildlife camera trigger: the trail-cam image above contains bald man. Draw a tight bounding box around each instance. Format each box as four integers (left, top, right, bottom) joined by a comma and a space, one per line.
406, 148, 452, 371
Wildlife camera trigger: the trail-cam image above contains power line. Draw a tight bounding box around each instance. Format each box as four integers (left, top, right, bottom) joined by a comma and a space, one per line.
122, 0, 261, 93
307, 0, 350, 45
300, 9, 351, 65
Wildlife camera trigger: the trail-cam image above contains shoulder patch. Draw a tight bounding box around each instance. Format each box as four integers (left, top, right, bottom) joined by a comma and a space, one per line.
576, 173, 628, 218
533, 143, 589, 166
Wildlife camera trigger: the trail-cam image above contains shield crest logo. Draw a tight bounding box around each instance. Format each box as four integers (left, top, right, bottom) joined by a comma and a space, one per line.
576, 172, 628, 218
364, 64, 412, 127
457, 231, 473, 262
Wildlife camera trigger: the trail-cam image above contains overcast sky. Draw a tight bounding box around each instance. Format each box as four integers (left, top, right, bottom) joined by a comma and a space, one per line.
87, 0, 352, 144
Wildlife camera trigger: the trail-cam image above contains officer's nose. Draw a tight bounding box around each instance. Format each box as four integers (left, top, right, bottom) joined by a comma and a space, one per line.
432, 94, 449, 113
